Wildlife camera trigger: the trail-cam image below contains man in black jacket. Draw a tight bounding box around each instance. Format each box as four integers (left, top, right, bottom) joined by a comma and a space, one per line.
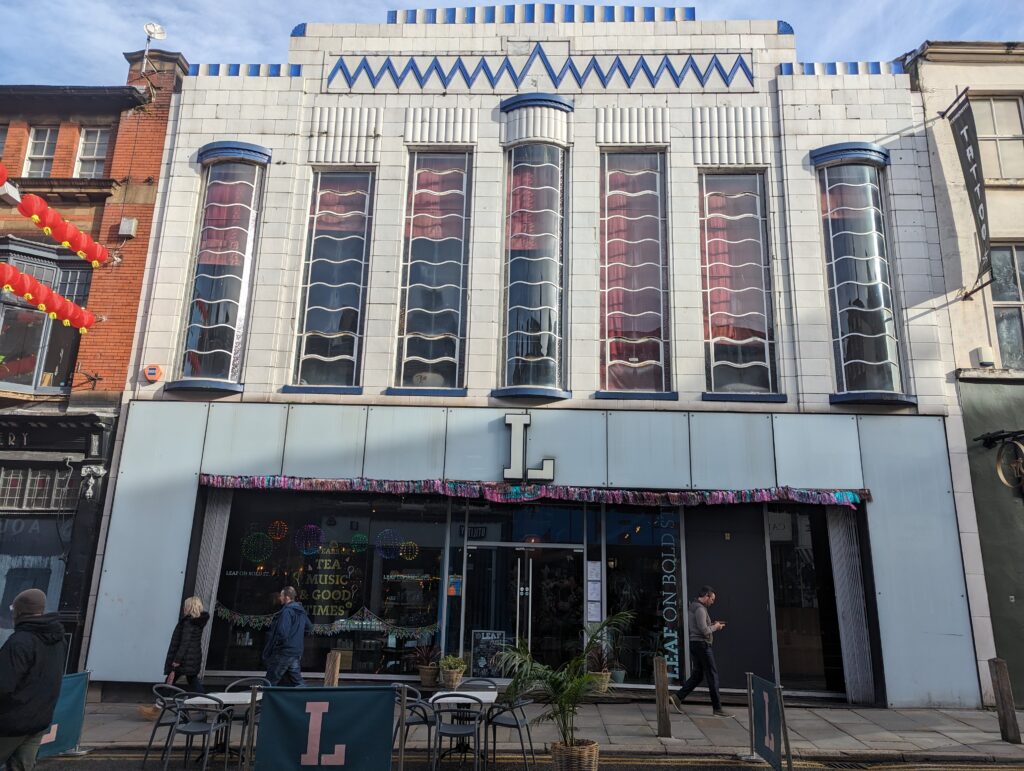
0, 589, 66, 770
262, 586, 311, 687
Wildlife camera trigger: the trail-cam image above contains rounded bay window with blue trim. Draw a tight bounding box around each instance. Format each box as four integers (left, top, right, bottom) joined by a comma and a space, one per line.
811, 142, 914, 404
171, 141, 271, 392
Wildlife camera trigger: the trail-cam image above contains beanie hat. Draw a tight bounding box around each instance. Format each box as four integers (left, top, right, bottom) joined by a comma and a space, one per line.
12, 588, 46, 622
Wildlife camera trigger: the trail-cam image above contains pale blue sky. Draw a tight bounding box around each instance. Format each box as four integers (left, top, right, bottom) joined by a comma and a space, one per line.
0, 0, 1021, 85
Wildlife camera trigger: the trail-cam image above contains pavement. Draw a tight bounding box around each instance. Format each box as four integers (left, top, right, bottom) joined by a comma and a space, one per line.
63, 697, 1024, 768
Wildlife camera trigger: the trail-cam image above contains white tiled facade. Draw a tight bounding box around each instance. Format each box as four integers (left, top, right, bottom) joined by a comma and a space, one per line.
107, 6, 996, 704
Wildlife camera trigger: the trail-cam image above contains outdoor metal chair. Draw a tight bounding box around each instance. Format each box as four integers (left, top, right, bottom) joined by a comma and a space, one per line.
393, 686, 436, 767
225, 677, 268, 769
487, 698, 536, 770
432, 693, 486, 771
142, 683, 184, 767
163, 693, 234, 771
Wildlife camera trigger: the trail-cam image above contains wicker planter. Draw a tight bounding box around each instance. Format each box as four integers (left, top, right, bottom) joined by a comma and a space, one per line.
419, 664, 439, 688
551, 739, 600, 771
440, 668, 464, 689
591, 670, 611, 694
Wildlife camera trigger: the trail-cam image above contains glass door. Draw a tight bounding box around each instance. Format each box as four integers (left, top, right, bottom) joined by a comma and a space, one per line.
463, 545, 583, 673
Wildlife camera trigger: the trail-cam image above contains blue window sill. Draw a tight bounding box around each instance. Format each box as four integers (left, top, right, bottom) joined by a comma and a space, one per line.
702, 392, 788, 403
281, 385, 363, 395
829, 392, 917, 406
165, 379, 244, 394
595, 391, 678, 401
384, 387, 467, 397
491, 387, 572, 400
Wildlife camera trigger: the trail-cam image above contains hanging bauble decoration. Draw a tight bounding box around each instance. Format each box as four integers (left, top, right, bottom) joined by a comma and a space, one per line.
399, 541, 419, 561
375, 529, 402, 560
16, 194, 47, 224
242, 532, 274, 564
294, 524, 325, 556
268, 520, 288, 541
351, 532, 368, 553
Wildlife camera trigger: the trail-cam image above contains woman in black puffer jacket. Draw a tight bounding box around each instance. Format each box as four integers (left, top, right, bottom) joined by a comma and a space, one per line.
163, 596, 210, 692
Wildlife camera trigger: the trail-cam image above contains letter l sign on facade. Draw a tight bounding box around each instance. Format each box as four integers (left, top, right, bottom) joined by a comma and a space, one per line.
504, 413, 555, 482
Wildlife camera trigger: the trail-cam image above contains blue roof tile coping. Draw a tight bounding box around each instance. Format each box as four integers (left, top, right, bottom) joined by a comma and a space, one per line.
187, 63, 302, 77
778, 61, 905, 77
385, 4, 695, 24
290, 22, 307, 37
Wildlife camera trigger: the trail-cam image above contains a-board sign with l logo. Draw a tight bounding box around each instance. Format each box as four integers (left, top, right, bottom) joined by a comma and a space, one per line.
36, 671, 89, 759
748, 673, 792, 771
254, 685, 395, 769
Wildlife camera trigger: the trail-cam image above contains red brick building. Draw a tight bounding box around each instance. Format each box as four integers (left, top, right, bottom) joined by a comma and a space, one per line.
0, 49, 185, 667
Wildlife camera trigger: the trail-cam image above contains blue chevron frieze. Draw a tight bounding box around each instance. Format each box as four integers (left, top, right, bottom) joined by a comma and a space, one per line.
325, 44, 753, 90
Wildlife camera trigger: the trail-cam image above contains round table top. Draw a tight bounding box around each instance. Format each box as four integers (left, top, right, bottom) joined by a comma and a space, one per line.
185, 691, 263, 706
429, 690, 499, 704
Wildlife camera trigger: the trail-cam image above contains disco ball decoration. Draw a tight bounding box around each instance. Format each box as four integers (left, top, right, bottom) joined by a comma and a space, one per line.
294, 524, 325, 556
375, 529, 402, 559
242, 532, 273, 564
268, 520, 288, 541
399, 541, 419, 561
351, 532, 368, 553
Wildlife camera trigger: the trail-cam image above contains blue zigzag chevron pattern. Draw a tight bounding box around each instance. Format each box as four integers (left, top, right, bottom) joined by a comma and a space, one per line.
327, 44, 753, 90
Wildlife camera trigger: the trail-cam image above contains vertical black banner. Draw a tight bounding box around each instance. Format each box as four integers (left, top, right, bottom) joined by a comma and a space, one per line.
947, 97, 991, 276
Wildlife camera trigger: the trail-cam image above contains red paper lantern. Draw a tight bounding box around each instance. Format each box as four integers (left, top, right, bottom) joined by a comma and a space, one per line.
32, 283, 54, 312
17, 194, 48, 224
0, 161, 7, 187
0, 263, 16, 288
84, 242, 107, 267
8, 271, 35, 300
50, 296, 73, 325
66, 229, 88, 257
78, 309, 96, 332
39, 208, 62, 237
51, 220, 79, 250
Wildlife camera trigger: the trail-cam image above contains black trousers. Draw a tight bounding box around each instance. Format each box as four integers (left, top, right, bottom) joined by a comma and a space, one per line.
677, 640, 722, 710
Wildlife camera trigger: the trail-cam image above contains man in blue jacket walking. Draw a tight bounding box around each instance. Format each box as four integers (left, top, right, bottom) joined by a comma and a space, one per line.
263, 586, 312, 687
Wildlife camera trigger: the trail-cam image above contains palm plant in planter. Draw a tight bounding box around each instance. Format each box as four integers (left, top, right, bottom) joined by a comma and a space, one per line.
414, 645, 440, 687
585, 638, 612, 694
497, 611, 634, 771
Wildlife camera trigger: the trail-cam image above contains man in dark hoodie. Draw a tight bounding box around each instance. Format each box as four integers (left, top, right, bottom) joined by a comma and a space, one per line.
262, 586, 312, 687
0, 589, 66, 770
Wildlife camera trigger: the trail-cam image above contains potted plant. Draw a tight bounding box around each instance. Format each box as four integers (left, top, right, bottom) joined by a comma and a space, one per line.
586, 639, 612, 694
415, 645, 440, 687
497, 611, 634, 771
607, 628, 627, 684
439, 654, 466, 689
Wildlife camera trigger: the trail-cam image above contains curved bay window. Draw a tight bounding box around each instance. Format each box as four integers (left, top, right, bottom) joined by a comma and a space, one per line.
503, 144, 566, 392
0, 239, 91, 394
180, 145, 268, 386
601, 153, 671, 392
396, 153, 472, 390
813, 145, 903, 397
699, 174, 777, 394
296, 171, 375, 387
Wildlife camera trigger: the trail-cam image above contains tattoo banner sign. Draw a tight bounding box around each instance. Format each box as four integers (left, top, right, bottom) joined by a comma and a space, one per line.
37, 672, 89, 759
255, 685, 395, 770
946, 96, 991, 277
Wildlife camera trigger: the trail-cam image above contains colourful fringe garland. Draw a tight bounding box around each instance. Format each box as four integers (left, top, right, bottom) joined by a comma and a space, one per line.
216, 603, 439, 639
199, 475, 868, 509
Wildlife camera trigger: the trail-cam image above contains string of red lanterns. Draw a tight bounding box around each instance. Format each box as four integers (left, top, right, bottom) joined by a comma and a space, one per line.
15, 193, 110, 268
0, 262, 95, 333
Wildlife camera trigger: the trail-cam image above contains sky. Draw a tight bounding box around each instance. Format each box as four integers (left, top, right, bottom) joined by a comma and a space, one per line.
0, 0, 1021, 85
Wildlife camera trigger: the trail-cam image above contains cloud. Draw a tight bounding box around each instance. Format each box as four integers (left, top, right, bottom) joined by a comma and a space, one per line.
0, 0, 1021, 85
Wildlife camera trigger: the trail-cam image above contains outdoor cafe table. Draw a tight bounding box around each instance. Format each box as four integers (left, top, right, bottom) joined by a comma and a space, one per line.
429, 690, 499, 762
184, 691, 263, 766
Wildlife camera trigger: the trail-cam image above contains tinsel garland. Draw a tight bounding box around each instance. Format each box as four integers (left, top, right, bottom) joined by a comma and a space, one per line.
215, 603, 439, 638
200, 474, 869, 508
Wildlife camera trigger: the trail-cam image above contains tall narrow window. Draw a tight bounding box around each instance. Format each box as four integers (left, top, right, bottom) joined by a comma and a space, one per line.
972, 97, 1024, 180
24, 127, 58, 178
296, 171, 375, 387
503, 144, 565, 391
991, 244, 1024, 368
181, 161, 263, 383
396, 153, 472, 389
699, 174, 777, 393
600, 152, 670, 392
76, 128, 111, 179
818, 164, 902, 394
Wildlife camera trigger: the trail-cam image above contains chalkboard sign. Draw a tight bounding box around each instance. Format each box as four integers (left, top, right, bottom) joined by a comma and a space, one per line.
471, 630, 506, 678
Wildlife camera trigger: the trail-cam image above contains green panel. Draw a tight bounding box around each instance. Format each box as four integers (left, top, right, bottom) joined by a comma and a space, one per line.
961, 381, 1024, 706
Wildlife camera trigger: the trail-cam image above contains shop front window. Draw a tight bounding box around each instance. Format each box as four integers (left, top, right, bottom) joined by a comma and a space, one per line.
601, 153, 671, 392
208, 493, 447, 677
991, 244, 1024, 368
604, 507, 682, 684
